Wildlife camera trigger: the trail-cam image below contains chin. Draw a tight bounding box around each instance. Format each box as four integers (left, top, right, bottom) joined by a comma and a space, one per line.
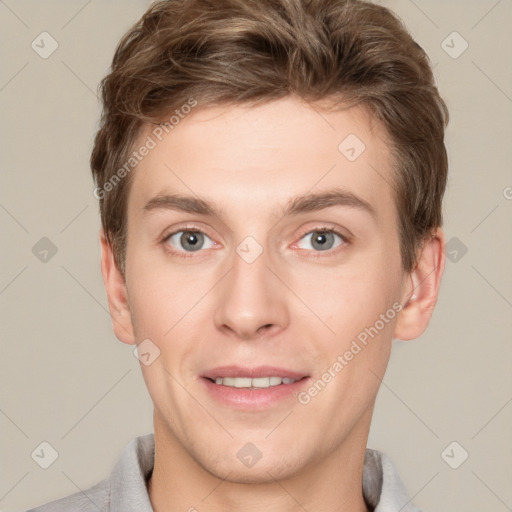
206, 458, 300, 485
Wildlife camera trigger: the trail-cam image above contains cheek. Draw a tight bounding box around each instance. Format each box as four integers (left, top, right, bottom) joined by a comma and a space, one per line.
289, 253, 402, 342
126, 251, 214, 339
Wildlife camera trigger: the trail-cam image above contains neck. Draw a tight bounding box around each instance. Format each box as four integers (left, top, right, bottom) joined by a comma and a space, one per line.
148, 408, 373, 512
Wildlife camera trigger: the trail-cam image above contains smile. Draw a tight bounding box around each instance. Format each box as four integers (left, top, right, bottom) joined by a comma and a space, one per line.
210, 376, 299, 388
201, 366, 309, 408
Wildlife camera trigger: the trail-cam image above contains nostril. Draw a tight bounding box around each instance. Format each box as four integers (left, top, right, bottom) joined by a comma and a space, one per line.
254, 324, 274, 333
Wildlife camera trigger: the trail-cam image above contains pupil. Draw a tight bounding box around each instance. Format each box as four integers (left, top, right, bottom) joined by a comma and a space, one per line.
312, 231, 333, 251
181, 231, 202, 251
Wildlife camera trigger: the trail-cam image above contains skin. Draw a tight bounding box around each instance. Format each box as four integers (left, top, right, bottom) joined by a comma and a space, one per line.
100, 94, 445, 512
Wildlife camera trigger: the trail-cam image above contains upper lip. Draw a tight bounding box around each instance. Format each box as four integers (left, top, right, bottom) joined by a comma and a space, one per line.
202, 366, 308, 380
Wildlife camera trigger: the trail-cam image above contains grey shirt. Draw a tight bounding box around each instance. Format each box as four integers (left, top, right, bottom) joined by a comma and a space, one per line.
27, 433, 423, 512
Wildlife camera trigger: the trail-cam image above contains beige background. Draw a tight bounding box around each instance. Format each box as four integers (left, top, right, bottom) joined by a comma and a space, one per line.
1, 1, 511, 511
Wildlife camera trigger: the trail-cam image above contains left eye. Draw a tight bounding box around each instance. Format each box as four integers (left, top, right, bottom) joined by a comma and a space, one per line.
296, 230, 345, 251
165, 230, 215, 252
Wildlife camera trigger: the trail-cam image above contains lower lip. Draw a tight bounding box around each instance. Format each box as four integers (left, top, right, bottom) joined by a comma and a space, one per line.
201, 377, 310, 410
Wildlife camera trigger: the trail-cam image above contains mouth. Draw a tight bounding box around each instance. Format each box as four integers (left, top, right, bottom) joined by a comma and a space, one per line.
206, 375, 303, 388
201, 366, 310, 409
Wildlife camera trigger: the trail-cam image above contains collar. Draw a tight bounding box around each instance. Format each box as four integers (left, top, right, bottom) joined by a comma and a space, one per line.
109, 434, 422, 511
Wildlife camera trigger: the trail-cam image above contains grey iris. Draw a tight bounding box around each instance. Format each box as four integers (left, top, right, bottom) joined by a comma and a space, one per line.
311, 231, 335, 251
181, 231, 204, 251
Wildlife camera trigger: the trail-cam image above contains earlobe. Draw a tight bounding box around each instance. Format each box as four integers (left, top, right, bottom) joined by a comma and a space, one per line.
99, 229, 136, 345
393, 228, 445, 341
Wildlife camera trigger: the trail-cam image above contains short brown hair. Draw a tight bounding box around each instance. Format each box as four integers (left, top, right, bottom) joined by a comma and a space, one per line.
91, 0, 449, 276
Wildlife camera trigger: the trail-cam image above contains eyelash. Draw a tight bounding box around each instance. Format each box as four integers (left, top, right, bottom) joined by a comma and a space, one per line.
294, 226, 349, 258
160, 225, 349, 259
161, 226, 216, 259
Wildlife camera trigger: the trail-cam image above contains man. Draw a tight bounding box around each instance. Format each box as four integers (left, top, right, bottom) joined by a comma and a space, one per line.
29, 0, 448, 510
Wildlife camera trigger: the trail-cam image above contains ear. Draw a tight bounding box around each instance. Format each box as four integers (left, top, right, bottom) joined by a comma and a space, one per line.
99, 229, 135, 345
393, 228, 445, 341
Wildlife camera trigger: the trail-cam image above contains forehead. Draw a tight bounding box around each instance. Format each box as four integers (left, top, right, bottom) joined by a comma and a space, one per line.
128, 95, 396, 224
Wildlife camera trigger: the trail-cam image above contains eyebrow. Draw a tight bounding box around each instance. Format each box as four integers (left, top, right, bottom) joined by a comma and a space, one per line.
142, 188, 376, 220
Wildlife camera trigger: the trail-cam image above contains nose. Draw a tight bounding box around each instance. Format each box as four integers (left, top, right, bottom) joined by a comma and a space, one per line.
213, 246, 290, 341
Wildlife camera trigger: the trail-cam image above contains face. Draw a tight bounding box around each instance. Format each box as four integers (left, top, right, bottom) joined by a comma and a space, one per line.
111, 95, 415, 483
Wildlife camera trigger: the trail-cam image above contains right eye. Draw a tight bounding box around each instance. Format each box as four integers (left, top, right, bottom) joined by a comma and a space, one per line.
163, 230, 216, 255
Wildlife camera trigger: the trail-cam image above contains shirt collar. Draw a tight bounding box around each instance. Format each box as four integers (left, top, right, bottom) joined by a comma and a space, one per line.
109, 434, 421, 512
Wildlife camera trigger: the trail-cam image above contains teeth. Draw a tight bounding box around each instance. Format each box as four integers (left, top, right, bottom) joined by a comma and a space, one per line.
212, 376, 299, 388
252, 377, 271, 388
234, 377, 252, 388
